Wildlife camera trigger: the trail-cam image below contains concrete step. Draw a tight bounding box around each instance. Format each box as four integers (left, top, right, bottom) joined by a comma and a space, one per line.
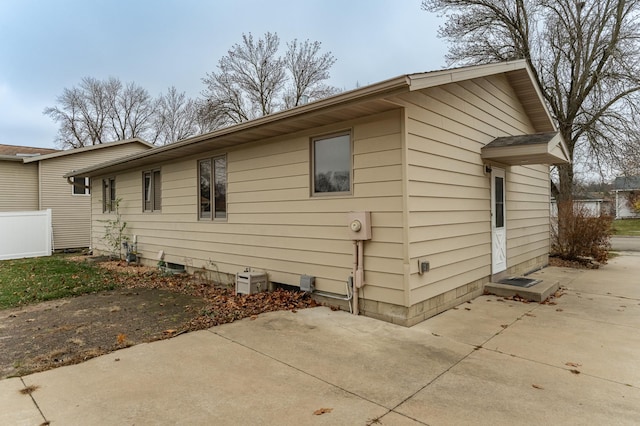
484, 279, 560, 303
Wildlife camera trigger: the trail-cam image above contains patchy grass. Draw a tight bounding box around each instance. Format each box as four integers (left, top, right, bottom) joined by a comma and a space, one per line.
612, 219, 640, 236
608, 251, 620, 259
0, 255, 121, 309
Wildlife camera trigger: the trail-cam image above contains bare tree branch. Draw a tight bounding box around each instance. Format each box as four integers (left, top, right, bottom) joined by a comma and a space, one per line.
200, 32, 340, 128
423, 0, 640, 199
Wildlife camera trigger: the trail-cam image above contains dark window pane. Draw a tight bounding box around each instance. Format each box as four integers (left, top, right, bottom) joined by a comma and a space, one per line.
102, 179, 108, 212
103, 178, 116, 212
495, 176, 504, 228
214, 157, 227, 219
199, 160, 212, 219
153, 170, 161, 210
72, 177, 88, 195
314, 134, 351, 193
144, 172, 152, 211
110, 178, 116, 212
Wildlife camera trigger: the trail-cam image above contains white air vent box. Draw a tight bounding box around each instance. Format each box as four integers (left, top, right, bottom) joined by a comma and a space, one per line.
236, 272, 268, 295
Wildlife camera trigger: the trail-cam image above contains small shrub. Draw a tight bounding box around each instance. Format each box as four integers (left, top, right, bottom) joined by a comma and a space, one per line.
99, 198, 128, 260
551, 200, 612, 263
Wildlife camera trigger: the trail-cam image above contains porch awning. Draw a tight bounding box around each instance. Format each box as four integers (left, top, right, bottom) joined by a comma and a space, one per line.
481, 132, 570, 165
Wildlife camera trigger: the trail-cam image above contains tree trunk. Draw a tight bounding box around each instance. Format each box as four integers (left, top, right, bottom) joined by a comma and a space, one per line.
557, 163, 574, 203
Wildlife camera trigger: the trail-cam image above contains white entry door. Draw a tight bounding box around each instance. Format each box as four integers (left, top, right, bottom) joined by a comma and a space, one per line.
491, 168, 507, 274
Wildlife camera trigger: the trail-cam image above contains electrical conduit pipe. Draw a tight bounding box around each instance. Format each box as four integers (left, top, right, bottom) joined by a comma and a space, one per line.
353, 240, 365, 315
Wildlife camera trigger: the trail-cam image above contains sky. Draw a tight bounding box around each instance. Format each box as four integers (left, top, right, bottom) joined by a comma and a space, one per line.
0, 0, 449, 149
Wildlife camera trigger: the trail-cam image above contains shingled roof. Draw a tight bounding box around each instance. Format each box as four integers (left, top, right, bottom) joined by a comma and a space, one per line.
0, 144, 59, 157
614, 176, 640, 190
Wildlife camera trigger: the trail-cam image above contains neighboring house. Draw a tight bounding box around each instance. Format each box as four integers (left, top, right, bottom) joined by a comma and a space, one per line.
613, 176, 640, 219
67, 60, 570, 326
0, 139, 154, 250
551, 196, 613, 217
0, 144, 60, 211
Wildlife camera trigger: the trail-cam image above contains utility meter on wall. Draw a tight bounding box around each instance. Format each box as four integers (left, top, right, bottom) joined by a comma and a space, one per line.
347, 211, 372, 240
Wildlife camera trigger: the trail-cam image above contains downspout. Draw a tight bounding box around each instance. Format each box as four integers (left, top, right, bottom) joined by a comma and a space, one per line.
353, 240, 365, 315
352, 241, 359, 315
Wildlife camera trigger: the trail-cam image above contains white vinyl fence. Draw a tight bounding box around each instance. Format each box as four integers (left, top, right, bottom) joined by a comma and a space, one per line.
0, 209, 52, 260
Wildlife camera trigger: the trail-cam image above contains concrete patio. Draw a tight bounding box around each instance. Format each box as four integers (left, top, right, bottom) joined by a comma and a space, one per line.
2, 252, 639, 425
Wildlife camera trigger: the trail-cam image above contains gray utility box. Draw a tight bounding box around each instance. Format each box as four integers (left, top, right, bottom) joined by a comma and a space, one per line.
236, 272, 268, 295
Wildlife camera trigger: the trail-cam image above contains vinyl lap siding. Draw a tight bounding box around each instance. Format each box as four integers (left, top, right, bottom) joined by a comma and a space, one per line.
395, 74, 548, 305
0, 161, 38, 211
41, 143, 150, 249
506, 164, 550, 266
93, 111, 405, 304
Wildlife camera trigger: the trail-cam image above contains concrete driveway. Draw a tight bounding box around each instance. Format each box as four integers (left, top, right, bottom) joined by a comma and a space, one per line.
611, 235, 640, 251
2, 253, 640, 425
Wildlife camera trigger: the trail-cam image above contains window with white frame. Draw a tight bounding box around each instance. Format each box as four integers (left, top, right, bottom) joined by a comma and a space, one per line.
198, 155, 227, 220
312, 131, 352, 195
72, 176, 90, 195
143, 169, 161, 212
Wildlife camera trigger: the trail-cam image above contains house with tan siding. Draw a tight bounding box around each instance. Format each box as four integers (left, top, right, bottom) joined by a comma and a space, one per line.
0, 145, 59, 212
0, 139, 153, 250
66, 60, 570, 326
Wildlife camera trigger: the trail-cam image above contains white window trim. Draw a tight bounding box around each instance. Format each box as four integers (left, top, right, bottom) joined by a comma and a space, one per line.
71, 176, 90, 196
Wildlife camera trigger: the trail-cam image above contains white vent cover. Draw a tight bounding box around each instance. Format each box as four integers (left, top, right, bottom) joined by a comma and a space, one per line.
236, 272, 268, 295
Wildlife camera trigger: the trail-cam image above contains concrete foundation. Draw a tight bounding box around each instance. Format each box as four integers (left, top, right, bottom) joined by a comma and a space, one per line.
333, 254, 550, 327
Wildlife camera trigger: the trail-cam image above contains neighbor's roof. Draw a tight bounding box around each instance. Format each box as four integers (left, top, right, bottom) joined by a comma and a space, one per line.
66, 60, 557, 178
22, 138, 154, 163
0, 143, 59, 157
614, 176, 640, 190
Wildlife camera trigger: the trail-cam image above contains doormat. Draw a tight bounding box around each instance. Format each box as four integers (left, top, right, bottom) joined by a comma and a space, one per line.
498, 277, 541, 288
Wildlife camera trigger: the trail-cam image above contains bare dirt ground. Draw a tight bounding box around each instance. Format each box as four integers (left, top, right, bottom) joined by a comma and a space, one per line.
0, 259, 317, 379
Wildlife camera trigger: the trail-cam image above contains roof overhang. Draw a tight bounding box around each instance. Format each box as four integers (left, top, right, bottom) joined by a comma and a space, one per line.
0, 155, 24, 162
66, 60, 558, 178
481, 132, 570, 165
64, 80, 410, 178
24, 138, 154, 164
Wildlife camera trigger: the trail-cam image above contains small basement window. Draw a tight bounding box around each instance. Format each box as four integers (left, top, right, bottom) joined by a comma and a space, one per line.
312, 131, 352, 195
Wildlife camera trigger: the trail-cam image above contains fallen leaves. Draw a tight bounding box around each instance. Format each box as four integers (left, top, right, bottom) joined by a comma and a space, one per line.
549, 256, 601, 269
19, 385, 39, 395
116, 333, 127, 345
91, 260, 319, 331
541, 288, 567, 305
186, 288, 319, 330
565, 362, 582, 368
532, 384, 544, 390
313, 408, 333, 415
